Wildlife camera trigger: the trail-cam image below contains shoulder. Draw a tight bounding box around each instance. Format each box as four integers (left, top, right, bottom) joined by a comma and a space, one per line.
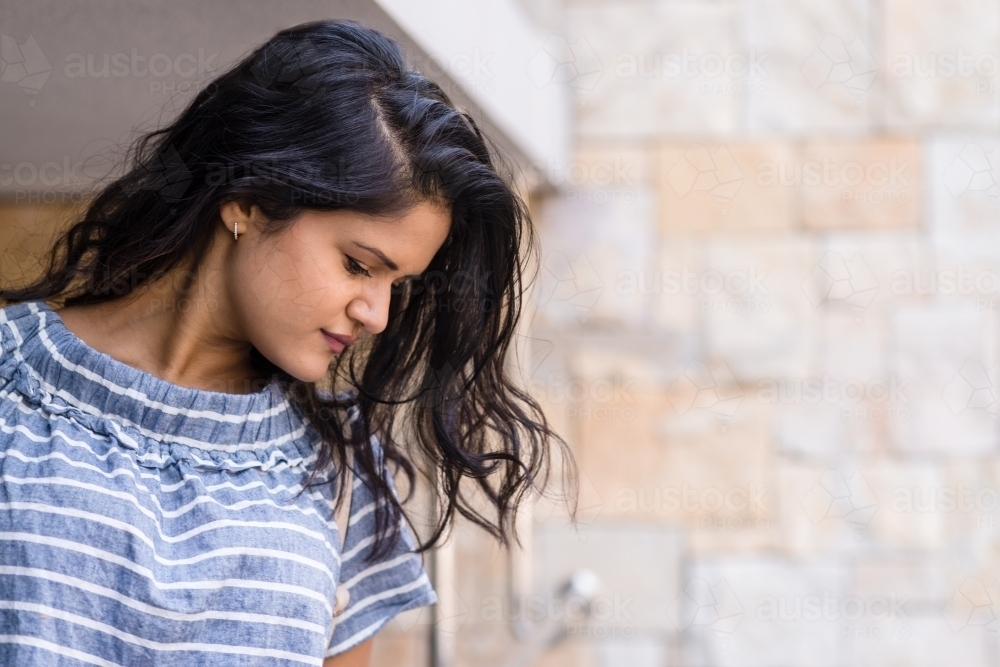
0, 300, 52, 406
0, 300, 45, 353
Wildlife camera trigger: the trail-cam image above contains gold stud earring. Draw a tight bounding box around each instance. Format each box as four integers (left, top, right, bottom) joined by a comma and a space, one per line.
233, 221, 238, 240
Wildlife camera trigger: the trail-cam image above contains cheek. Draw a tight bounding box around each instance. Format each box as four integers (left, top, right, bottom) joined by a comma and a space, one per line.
236, 235, 348, 320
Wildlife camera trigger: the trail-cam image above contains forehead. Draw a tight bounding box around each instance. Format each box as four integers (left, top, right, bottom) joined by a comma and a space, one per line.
300, 201, 451, 267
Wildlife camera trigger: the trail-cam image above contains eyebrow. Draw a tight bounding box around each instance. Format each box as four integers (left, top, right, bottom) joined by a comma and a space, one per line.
351, 241, 422, 279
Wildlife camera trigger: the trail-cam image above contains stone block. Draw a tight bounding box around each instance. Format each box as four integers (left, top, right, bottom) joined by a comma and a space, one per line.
814, 231, 928, 317
677, 557, 849, 667
595, 637, 667, 667
573, 382, 673, 516
884, 0, 1000, 130
701, 237, 820, 380
888, 304, 1000, 455
533, 518, 685, 634
569, 143, 656, 189
658, 141, 797, 233
568, 334, 687, 390
866, 460, 949, 550
821, 310, 885, 389
745, 0, 877, 132
852, 556, 954, 604
797, 236, 919, 435
926, 135, 1000, 265
536, 186, 657, 329
777, 460, 880, 556
846, 616, 992, 667
774, 403, 847, 457
938, 458, 1000, 541
566, 2, 739, 138
371, 622, 428, 667
799, 138, 921, 230
586, 388, 772, 519
648, 235, 703, 342
533, 637, 598, 667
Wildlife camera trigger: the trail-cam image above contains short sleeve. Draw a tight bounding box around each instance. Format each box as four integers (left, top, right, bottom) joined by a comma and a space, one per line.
325, 436, 438, 657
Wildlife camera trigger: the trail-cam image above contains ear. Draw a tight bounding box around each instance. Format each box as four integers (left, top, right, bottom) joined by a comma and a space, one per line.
219, 200, 254, 237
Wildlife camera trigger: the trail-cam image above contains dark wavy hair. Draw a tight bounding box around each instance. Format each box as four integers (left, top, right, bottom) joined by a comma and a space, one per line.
1, 19, 577, 562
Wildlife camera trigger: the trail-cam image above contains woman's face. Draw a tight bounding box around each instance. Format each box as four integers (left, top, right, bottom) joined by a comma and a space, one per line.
222, 200, 451, 383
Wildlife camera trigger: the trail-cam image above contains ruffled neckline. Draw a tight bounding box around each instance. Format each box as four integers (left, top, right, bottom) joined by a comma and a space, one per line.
0, 299, 320, 472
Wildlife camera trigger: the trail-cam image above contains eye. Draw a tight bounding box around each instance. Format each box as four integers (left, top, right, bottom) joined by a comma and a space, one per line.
345, 256, 371, 278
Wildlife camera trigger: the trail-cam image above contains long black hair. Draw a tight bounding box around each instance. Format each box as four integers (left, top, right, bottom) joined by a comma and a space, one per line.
1, 19, 577, 562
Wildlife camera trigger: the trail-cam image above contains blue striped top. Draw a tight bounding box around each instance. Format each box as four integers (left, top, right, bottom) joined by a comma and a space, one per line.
0, 300, 437, 665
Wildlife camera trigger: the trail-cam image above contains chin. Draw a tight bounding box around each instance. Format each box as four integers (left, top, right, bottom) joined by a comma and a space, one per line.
291, 365, 330, 385
268, 352, 330, 385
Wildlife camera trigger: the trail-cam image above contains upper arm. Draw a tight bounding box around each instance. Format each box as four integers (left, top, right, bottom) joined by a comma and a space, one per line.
323, 637, 374, 667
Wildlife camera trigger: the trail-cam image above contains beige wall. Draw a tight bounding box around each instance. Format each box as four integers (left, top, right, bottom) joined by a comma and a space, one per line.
509, 0, 1000, 665
6, 0, 1000, 665
0, 199, 87, 297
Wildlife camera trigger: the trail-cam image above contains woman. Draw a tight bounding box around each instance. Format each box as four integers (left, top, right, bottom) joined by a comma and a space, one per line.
0, 19, 575, 667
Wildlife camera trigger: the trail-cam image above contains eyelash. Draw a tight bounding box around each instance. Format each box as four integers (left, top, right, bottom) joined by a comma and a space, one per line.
346, 255, 410, 289
345, 257, 371, 278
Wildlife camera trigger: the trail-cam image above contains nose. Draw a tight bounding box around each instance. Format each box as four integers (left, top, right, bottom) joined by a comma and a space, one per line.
346, 285, 391, 335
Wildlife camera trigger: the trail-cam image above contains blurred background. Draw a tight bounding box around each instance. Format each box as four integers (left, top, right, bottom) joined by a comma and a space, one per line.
2, 0, 998, 665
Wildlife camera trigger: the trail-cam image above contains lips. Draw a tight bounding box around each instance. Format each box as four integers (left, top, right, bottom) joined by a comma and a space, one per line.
321, 329, 355, 354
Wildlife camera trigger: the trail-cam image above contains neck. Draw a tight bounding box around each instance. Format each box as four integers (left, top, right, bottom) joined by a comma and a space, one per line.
56, 237, 267, 395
